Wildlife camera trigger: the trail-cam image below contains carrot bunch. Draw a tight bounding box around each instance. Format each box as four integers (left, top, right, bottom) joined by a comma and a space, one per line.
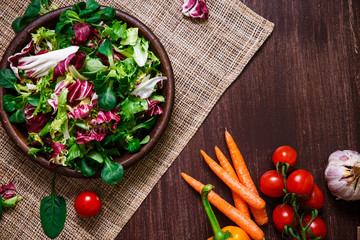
182, 130, 268, 240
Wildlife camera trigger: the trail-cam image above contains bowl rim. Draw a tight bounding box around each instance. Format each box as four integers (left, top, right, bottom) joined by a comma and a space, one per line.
0, 6, 174, 178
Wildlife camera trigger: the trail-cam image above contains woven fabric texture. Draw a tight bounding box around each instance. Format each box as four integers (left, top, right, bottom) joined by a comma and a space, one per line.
0, 0, 274, 239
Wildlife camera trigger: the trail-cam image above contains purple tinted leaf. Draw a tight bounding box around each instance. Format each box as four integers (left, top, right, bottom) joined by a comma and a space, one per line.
67, 79, 93, 103
90, 109, 121, 130
76, 125, 108, 144
71, 23, 99, 45
53, 51, 86, 79
144, 99, 163, 116
50, 142, 66, 160
95, 52, 110, 66
25, 104, 51, 133
182, 0, 209, 21
67, 103, 92, 119
8, 40, 33, 79
0, 182, 16, 200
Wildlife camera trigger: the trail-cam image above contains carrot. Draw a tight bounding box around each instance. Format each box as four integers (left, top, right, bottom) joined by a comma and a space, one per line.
225, 131, 269, 225
215, 146, 251, 218
181, 173, 265, 240
200, 150, 265, 209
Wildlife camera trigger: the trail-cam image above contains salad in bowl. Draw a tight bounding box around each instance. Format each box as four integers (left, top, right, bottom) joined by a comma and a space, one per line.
0, 1, 174, 184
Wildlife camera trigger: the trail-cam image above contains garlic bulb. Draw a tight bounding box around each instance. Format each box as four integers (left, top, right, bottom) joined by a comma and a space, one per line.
325, 150, 360, 200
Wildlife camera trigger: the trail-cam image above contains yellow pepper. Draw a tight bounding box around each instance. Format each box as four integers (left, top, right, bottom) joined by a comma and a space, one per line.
202, 185, 251, 240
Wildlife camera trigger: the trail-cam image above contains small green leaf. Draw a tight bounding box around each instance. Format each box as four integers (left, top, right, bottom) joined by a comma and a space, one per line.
98, 38, 112, 57
140, 135, 150, 145
120, 95, 148, 120
9, 109, 26, 123
87, 151, 104, 164
132, 117, 157, 132
3, 95, 17, 112
80, 157, 101, 177
78, 0, 100, 18
2, 196, 23, 208
73, 122, 90, 131
28, 147, 41, 158
27, 93, 40, 106
101, 158, 123, 184
0, 69, 17, 89
11, 0, 41, 33
128, 138, 140, 153
86, 7, 115, 23
98, 84, 116, 111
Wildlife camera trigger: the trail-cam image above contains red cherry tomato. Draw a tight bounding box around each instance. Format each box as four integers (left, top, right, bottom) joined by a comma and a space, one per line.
74, 191, 102, 218
301, 214, 327, 239
272, 146, 297, 167
287, 169, 314, 196
300, 184, 325, 210
272, 204, 298, 232
260, 170, 285, 197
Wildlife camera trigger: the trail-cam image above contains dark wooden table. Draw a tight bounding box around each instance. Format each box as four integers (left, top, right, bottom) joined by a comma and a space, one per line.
117, 1, 360, 239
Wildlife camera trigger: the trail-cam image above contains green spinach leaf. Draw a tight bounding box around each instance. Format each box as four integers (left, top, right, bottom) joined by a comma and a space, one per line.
0, 69, 17, 89
40, 174, 66, 239
9, 109, 26, 123
80, 157, 101, 177
98, 83, 116, 111
3, 95, 17, 112
101, 157, 123, 184
27, 93, 40, 106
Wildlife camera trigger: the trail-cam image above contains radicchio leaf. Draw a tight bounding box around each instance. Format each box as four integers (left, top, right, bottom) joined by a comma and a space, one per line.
50, 142, 66, 160
53, 51, 86, 80
25, 104, 51, 133
0, 182, 16, 200
76, 125, 108, 144
67, 79, 93, 103
8, 41, 34, 79
95, 52, 110, 66
144, 99, 163, 116
67, 103, 92, 119
47, 81, 71, 114
16, 46, 80, 79
90, 109, 121, 130
182, 0, 209, 21
71, 23, 99, 45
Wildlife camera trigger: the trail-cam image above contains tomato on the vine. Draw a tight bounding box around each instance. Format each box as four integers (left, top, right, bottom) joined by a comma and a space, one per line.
260, 170, 285, 197
301, 214, 327, 239
287, 169, 314, 196
272, 146, 297, 167
300, 184, 325, 210
272, 204, 298, 232
74, 191, 102, 218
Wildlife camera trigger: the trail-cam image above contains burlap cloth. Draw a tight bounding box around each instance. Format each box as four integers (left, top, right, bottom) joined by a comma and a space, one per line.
0, 0, 273, 239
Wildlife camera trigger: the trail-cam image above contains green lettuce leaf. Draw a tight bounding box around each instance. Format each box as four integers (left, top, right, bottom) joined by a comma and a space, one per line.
50, 88, 68, 138
120, 95, 148, 120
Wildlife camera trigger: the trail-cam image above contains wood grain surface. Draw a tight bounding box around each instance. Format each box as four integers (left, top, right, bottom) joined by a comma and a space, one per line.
117, 0, 360, 239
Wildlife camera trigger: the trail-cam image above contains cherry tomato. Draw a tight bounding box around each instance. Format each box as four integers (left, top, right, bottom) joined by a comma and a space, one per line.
287, 169, 314, 196
272, 204, 298, 232
300, 184, 325, 210
272, 146, 297, 167
301, 214, 327, 239
260, 170, 285, 197
74, 191, 102, 218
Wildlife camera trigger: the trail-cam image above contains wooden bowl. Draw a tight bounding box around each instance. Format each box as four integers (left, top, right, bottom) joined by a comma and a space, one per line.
0, 7, 174, 177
